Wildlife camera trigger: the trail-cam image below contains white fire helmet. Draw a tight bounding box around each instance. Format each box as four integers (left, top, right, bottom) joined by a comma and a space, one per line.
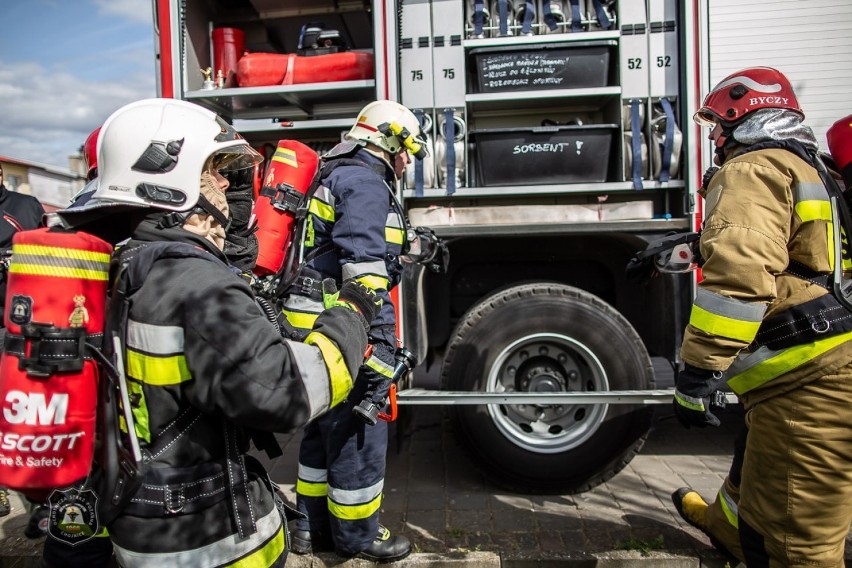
84, 98, 261, 215
346, 100, 428, 159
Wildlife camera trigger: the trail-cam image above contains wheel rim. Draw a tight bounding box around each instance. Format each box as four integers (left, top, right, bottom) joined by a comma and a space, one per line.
485, 333, 610, 454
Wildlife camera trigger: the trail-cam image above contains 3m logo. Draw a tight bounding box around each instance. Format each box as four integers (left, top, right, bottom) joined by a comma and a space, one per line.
3, 391, 69, 426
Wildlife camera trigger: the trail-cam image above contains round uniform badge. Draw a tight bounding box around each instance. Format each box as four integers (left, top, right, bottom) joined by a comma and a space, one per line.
47, 487, 100, 546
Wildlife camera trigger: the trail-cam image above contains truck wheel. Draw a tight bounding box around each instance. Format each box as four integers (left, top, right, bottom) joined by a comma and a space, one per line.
441, 282, 655, 494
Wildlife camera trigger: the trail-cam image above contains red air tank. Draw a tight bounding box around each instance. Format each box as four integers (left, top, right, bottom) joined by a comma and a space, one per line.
0, 228, 112, 502
253, 140, 320, 277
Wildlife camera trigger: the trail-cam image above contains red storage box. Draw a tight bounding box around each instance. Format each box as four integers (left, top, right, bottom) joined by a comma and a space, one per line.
237, 51, 374, 87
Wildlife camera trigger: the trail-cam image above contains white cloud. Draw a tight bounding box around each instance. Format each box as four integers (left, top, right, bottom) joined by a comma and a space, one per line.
0, 58, 155, 168
93, 0, 154, 25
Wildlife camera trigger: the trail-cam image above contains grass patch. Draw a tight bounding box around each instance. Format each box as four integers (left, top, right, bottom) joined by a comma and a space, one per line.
615, 535, 665, 556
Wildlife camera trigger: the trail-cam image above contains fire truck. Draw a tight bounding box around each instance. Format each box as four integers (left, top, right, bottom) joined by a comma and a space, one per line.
152, 0, 852, 493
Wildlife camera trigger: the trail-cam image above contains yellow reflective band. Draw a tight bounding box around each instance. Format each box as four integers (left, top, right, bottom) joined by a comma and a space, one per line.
718, 488, 739, 529
674, 391, 704, 412
12, 243, 111, 263
795, 200, 831, 223
328, 493, 382, 521
296, 479, 328, 498
271, 147, 298, 168
828, 223, 836, 271
126, 350, 191, 386
127, 379, 151, 444
385, 227, 405, 245
356, 274, 388, 291
366, 357, 394, 379
9, 263, 109, 281
689, 304, 761, 343
309, 199, 335, 222
282, 310, 318, 331
225, 525, 285, 568
727, 330, 852, 394
304, 332, 352, 406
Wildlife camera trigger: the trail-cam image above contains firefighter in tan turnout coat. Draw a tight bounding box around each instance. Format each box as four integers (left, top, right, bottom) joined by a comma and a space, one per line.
670, 67, 852, 566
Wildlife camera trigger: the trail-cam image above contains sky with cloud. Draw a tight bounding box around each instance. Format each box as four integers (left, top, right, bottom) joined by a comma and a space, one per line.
0, 0, 156, 170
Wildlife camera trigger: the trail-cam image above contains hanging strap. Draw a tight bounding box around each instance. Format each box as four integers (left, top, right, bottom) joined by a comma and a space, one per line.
589, 0, 612, 30
569, 0, 582, 32
473, 0, 486, 37
631, 100, 644, 190
542, 1, 558, 31
223, 421, 258, 538
444, 108, 457, 195
520, 1, 536, 35
658, 97, 676, 183
414, 109, 425, 197
497, 0, 509, 35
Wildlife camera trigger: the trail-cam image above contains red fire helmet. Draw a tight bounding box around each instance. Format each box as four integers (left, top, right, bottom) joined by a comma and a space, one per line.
83, 126, 101, 181
827, 114, 852, 190
694, 67, 803, 127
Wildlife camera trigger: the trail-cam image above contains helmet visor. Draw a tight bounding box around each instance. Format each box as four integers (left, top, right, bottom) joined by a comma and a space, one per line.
207, 144, 263, 174
693, 108, 719, 128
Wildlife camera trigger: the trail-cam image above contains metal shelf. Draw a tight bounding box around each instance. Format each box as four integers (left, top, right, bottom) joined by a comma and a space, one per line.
462, 29, 620, 49
419, 218, 690, 238
184, 80, 375, 122
403, 180, 685, 199
233, 117, 355, 137
465, 86, 621, 112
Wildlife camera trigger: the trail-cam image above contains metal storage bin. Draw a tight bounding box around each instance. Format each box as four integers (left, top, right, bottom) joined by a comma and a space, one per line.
470, 124, 618, 186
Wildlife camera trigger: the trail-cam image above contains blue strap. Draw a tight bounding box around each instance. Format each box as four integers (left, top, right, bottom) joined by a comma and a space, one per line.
473, 0, 486, 37
497, 0, 509, 36
631, 100, 644, 190
542, 1, 558, 31
521, 1, 536, 35
590, 0, 612, 30
414, 109, 425, 196
659, 97, 676, 183
444, 109, 457, 195
569, 0, 582, 32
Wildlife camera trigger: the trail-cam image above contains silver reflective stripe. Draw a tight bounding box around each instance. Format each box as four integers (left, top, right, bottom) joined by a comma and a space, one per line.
112, 506, 281, 568
282, 295, 324, 314
366, 354, 394, 379
694, 288, 765, 323
725, 344, 781, 377
298, 464, 327, 483
329, 478, 384, 505
793, 181, 829, 202
126, 320, 184, 355
313, 184, 335, 207
386, 212, 404, 229
287, 341, 332, 420
342, 260, 389, 280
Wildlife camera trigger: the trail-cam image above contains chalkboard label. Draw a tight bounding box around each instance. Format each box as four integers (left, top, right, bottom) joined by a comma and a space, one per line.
472, 44, 611, 93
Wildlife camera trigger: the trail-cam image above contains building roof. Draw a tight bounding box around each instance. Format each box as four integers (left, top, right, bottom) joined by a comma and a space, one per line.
0, 154, 83, 180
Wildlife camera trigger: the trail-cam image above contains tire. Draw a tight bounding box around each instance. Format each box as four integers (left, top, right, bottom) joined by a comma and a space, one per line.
441, 282, 655, 494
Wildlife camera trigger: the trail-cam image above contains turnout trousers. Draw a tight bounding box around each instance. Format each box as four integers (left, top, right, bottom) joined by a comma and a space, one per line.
703, 421, 747, 562
295, 377, 388, 555
738, 361, 852, 567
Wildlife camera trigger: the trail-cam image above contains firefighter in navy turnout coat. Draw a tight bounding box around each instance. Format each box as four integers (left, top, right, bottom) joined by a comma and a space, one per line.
50, 98, 380, 568
281, 100, 427, 562
669, 68, 852, 567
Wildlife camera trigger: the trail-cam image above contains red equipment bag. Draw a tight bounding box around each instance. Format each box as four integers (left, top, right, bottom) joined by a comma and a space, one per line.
236, 51, 374, 88
253, 140, 320, 277
0, 228, 112, 502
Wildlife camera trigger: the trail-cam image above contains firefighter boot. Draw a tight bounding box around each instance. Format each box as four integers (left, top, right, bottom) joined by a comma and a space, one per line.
339, 524, 412, 563
671, 488, 736, 560
289, 527, 335, 555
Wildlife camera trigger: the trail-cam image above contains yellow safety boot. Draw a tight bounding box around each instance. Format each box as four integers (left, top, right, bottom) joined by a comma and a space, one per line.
671, 487, 708, 531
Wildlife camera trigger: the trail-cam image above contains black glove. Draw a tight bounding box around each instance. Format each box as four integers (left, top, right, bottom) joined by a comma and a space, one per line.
321, 279, 382, 329
673, 363, 726, 428
310, 305, 369, 381
701, 166, 720, 191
